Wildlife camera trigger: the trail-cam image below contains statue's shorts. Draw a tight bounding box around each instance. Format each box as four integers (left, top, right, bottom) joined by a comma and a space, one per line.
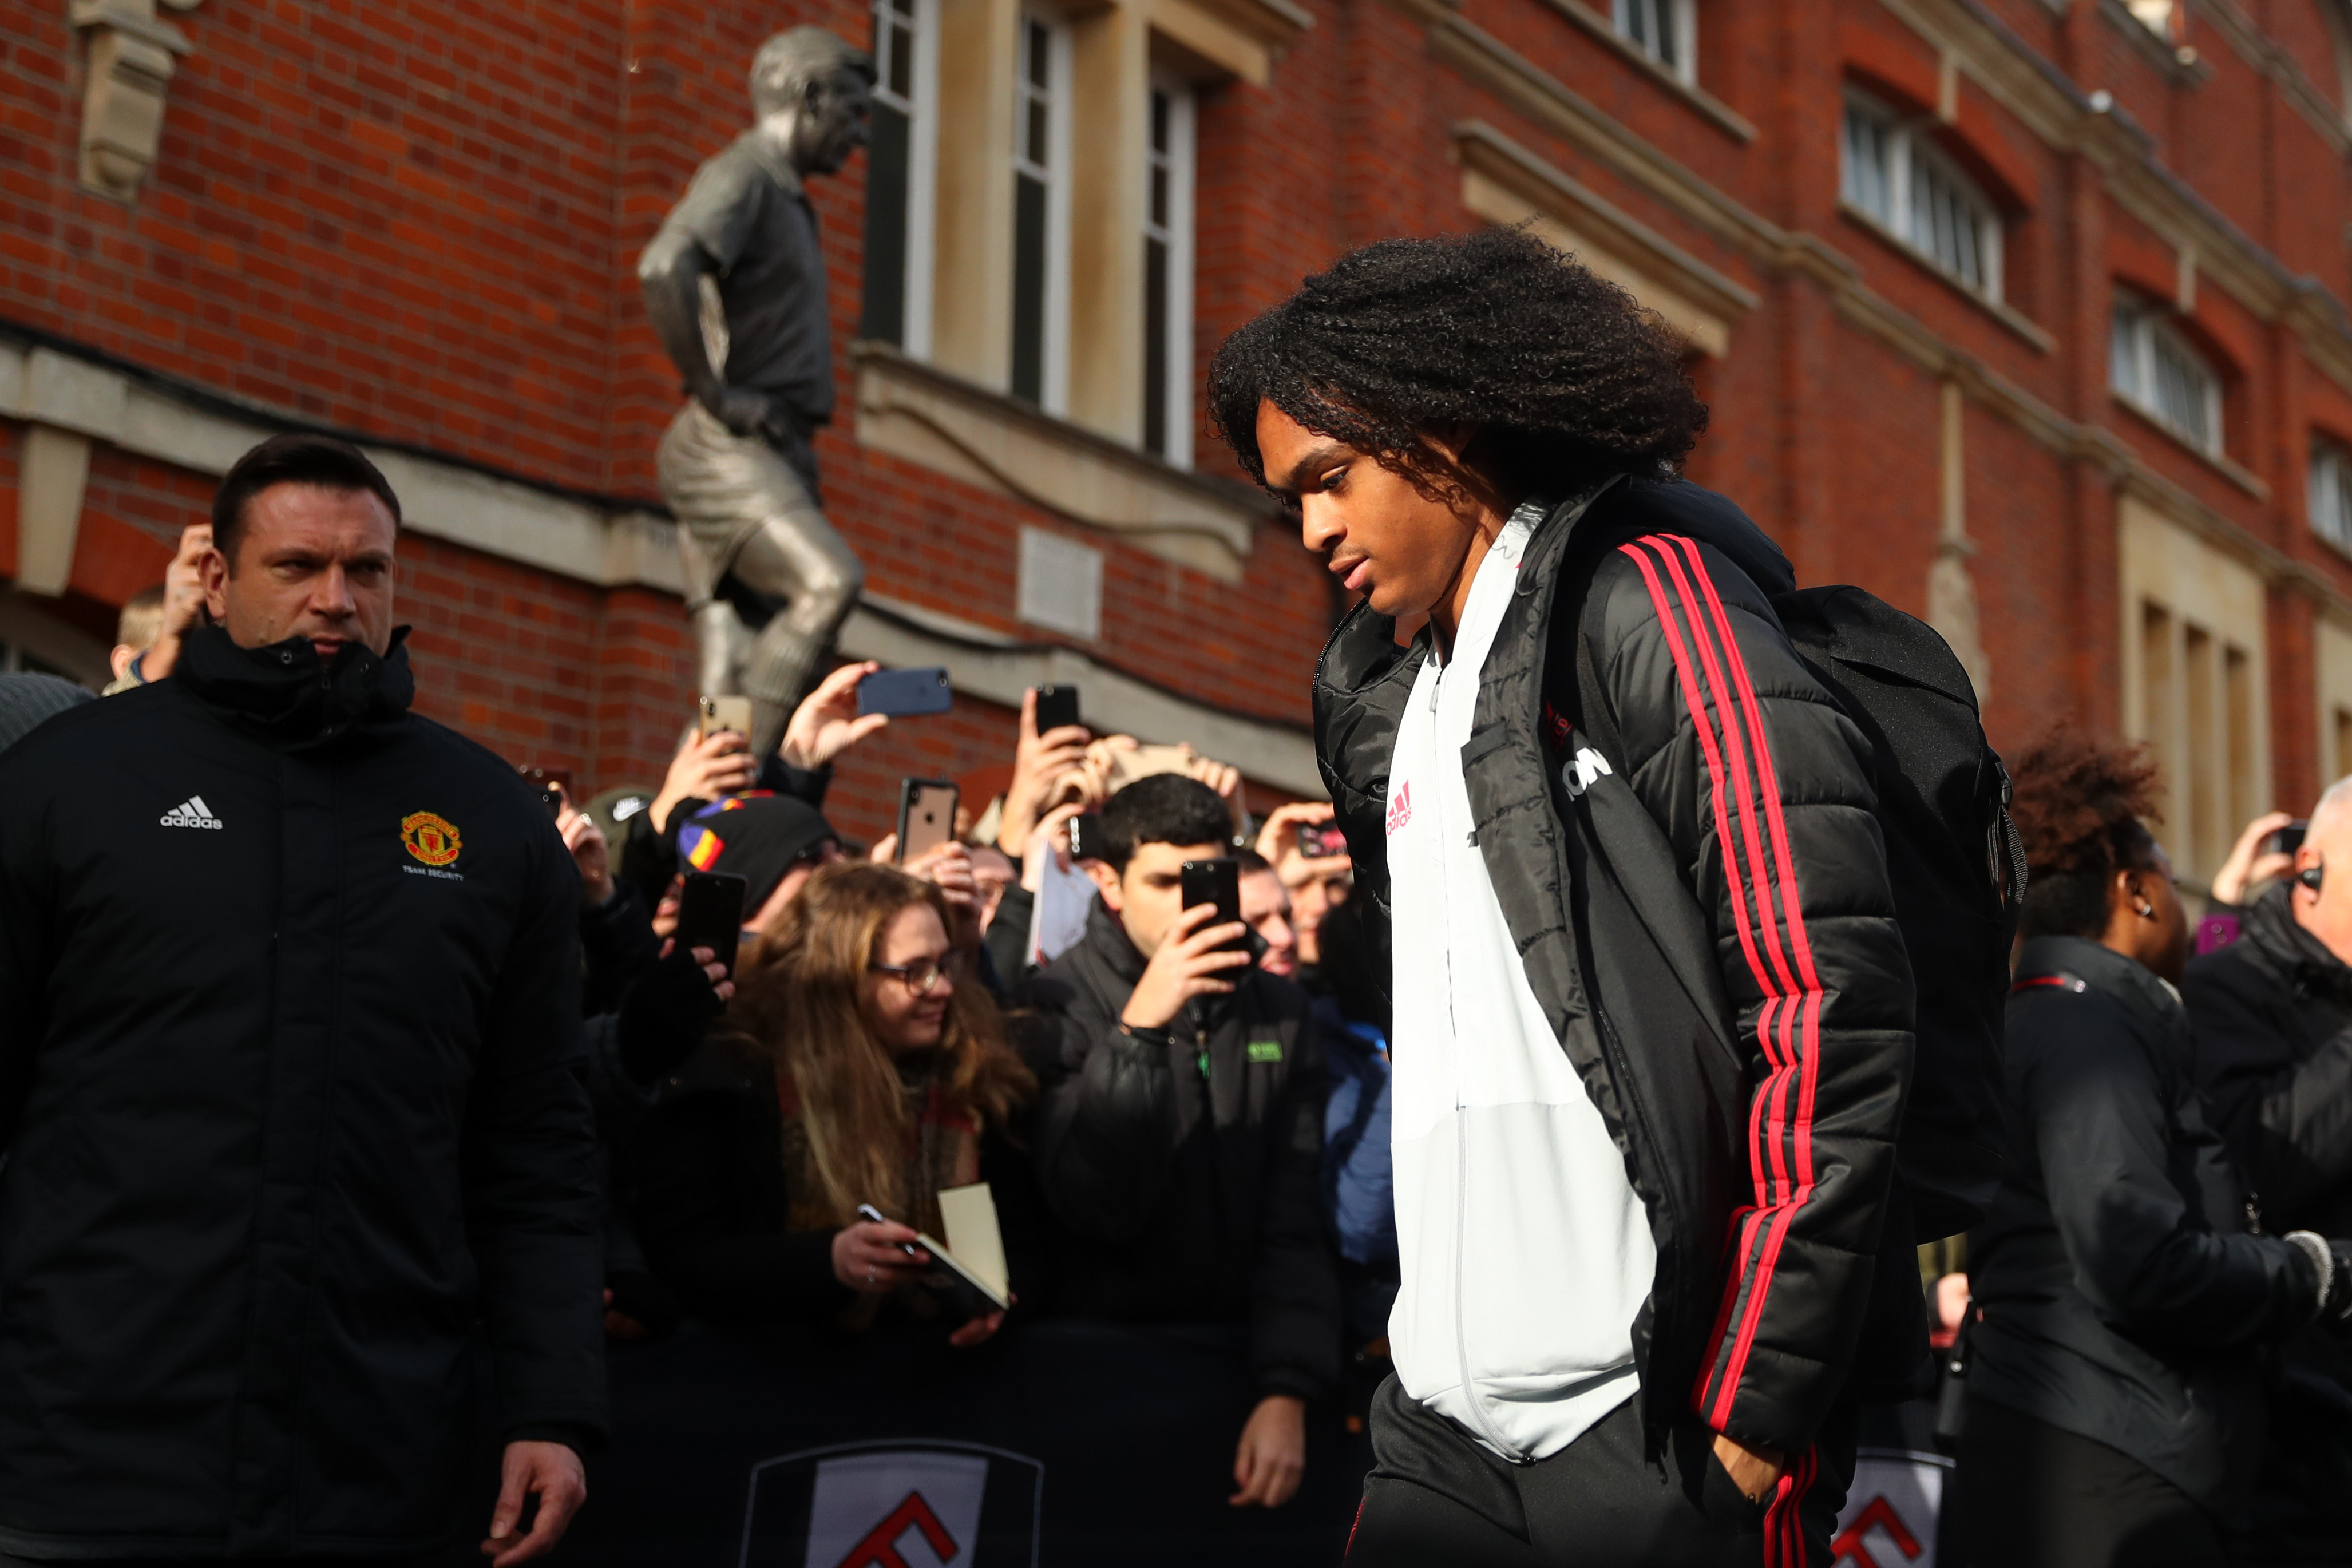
656, 400, 831, 613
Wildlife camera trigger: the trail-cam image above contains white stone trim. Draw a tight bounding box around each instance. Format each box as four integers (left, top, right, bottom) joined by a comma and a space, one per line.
0, 335, 1321, 793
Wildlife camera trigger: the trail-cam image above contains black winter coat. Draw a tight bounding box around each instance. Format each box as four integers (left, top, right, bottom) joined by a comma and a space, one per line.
2180, 888, 2352, 1536
1022, 900, 1340, 1401
1314, 479, 1917, 1458
631, 1039, 1048, 1328
2181, 885, 2352, 1238
1971, 936, 2318, 1505
0, 629, 605, 1558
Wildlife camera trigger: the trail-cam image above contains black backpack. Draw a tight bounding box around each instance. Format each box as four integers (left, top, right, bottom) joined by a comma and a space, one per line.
1558, 513, 2024, 1242
1765, 587, 2024, 1240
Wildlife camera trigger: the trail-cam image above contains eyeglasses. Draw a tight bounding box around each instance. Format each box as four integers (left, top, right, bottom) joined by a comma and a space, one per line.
870, 957, 953, 996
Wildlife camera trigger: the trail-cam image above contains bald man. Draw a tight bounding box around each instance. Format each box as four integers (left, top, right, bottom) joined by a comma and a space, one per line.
2182, 781, 2352, 1559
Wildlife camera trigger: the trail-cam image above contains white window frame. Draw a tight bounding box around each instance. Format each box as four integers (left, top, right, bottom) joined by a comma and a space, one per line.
1839, 90, 2003, 302
2111, 293, 2223, 457
867, 0, 940, 356
1011, 11, 1073, 414
1143, 76, 1196, 468
2312, 437, 2352, 557
1611, 0, 1696, 85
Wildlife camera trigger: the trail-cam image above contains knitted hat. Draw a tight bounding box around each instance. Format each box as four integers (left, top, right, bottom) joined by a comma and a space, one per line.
675, 792, 838, 912
0, 674, 95, 755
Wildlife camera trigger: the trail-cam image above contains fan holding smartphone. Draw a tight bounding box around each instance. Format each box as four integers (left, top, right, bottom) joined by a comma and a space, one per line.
1030, 773, 1335, 1510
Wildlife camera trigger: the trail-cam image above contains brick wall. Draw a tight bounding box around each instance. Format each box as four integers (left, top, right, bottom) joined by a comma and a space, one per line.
8, 0, 2352, 839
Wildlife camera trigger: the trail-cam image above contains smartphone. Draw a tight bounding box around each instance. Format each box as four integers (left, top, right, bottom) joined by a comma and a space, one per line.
2272, 820, 2310, 857
1033, 684, 1083, 734
696, 694, 754, 739
1294, 821, 1351, 860
1181, 857, 1244, 952
1067, 810, 1104, 862
674, 871, 749, 979
858, 666, 953, 718
897, 778, 959, 863
516, 765, 571, 822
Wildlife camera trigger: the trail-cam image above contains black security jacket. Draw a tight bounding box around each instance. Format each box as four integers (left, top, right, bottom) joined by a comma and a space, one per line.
1973, 936, 2319, 1504
1314, 479, 1917, 1459
0, 629, 605, 1558
1022, 900, 1340, 1401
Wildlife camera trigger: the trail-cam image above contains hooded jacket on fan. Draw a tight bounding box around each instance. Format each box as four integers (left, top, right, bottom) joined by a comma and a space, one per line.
1314, 478, 1918, 1460
0, 626, 605, 1559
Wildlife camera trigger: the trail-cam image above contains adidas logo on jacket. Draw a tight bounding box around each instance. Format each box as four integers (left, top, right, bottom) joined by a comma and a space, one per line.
159, 795, 224, 830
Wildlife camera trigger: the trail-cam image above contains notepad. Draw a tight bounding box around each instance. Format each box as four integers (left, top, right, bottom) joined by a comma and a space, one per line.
918, 1182, 1011, 1312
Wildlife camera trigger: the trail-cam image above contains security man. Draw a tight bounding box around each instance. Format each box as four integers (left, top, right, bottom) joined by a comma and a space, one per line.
0, 434, 604, 1565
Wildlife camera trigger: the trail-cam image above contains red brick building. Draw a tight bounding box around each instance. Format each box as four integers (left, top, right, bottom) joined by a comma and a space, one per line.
4, 0, 2352, 876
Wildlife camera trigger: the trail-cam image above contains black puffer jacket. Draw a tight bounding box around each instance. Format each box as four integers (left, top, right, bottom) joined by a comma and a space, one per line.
0, 628, 604, 1558
1972, 936, 2321, 1506
1314, 478, 1917, 1459
1023, 900, 1339, 1400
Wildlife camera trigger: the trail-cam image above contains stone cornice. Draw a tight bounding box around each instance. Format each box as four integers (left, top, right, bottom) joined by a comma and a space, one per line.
1452, 119, 1763, 320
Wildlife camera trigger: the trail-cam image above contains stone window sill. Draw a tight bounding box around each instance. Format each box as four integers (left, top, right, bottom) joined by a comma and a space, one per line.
1538, 0, 1756, 144
850, 343, 1274, 584
1837, 202, 2056, 354
2112, 393, 2269, 500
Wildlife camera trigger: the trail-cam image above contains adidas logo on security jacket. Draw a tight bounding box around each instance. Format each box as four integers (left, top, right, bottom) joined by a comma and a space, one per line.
160, 796, 225, 830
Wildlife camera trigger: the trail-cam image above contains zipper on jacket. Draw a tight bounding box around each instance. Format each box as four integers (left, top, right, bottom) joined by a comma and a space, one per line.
1451, 1107, 1522, 1461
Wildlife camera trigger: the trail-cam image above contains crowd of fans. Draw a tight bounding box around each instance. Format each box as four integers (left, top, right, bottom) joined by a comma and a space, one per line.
549, 669, 1399, 1555
6, 495, 2352, 1567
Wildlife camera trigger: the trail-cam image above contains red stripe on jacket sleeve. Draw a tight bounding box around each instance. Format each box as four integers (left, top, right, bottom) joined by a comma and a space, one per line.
1621, 536, 1832, 1435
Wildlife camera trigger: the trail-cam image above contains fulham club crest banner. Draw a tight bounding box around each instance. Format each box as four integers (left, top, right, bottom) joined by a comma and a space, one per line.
739, 1441, 1043, 1568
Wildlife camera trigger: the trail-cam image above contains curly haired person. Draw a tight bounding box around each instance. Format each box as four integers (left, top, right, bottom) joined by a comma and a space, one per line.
1951, 732, 2352, 1568
1209, 229, 1920, 1567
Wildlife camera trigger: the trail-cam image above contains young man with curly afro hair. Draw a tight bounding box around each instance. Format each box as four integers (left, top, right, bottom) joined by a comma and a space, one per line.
1951, 731, 2351, 1568
1209, 229, 1921, 1566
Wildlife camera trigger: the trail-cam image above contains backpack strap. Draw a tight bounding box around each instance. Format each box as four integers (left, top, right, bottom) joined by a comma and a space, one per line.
1535, 481, 1642, 773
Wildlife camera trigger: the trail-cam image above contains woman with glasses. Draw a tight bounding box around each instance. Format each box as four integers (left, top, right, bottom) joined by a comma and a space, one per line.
632, 860, 1038, 1343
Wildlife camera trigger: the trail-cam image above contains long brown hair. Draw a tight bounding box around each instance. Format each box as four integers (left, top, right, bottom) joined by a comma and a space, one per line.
724, 861, 1034, 1226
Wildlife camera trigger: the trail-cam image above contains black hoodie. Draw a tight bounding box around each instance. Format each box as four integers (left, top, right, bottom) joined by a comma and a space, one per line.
0, 627, 605, 1558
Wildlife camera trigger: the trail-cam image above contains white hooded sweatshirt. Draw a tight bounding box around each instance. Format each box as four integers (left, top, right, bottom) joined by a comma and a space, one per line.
1383, 504, 1657, 1463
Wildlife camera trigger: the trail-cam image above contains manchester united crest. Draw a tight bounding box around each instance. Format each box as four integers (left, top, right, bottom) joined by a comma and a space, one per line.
401, 811, 462, 868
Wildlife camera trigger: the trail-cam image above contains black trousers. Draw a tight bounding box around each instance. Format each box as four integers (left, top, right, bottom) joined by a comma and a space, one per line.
1949, 1397, 2225, 1568
1347, 1376, 1854, 1568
